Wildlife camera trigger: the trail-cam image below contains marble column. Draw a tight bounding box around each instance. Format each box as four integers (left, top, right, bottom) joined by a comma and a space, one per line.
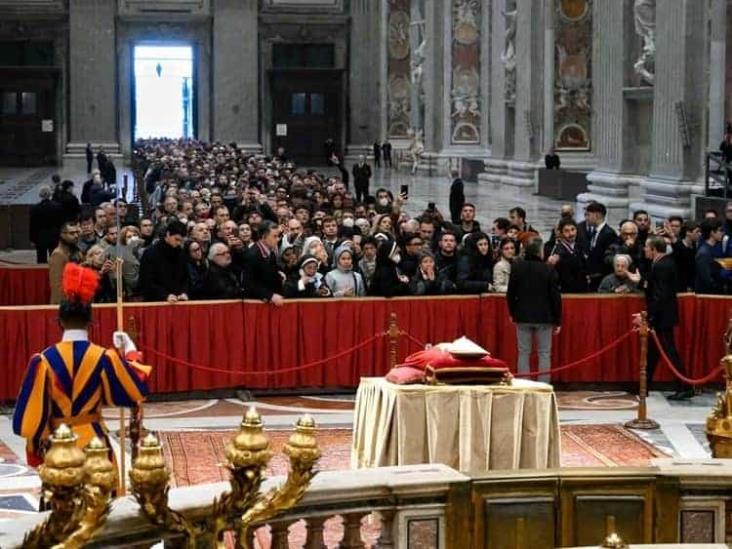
349, 0, 382, 151
503, 0, 544, 187
480, 0, 512, 184
708, 0, 726, 151
212, 0, 260, 152
65, 0, 118, 158
633, 0, 707, 218
439, 0, 489, 156
578, 0, 635, 223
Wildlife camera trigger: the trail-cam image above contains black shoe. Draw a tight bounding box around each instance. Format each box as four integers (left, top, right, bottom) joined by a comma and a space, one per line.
667, 390, 694, 401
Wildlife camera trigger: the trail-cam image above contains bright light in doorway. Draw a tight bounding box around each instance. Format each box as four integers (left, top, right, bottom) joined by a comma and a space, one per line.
134, 45, 194, 140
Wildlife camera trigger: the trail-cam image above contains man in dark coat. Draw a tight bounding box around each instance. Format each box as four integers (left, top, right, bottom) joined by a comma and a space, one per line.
642, 236, 693, 399
56, 180, 81, 223
373, 141, 381, 168
85, 143, 94, 174
546, 218, 588, 293
352, 155, 372, 204
29, 186, 63, 264
201, 242, 244, 300
694, 218, 725, 295
506, 237, 562, 382
448, 169, 465, 224
138, 220, 190, 302
577, 202, 617, 290
242, 221, 285, 305
382, 140, 392, 168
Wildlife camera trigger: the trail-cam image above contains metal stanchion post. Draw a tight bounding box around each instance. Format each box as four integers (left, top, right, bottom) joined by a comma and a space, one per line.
387, 313, 400, 370
625, 312, 659, 430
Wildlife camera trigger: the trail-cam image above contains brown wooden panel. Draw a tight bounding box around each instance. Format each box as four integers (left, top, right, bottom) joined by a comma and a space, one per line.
559, 476, 655, 547
470, 475, 559, 549
484, 497, 555, 549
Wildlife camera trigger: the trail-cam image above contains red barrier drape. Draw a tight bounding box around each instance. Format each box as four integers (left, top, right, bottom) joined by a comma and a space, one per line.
0, 294, 730, 401
0, 265, 50, 306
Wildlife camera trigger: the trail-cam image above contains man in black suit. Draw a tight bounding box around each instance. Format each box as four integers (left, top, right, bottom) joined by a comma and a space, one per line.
372, 141, 381, 168
382, 140, 392, 168
243, 220, 285, 306
29, 186, 63, 264
546, 218, 588, 293
577, 202, 617, 290
352, 155, 372, 204
642, 236, 693, 400
506, 237, 562, 382
85, 143, 93, 174
448, 169, 465, 224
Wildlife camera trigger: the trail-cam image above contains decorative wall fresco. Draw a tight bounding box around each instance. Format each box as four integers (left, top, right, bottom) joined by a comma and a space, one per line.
450, 0, 482, 144
554, 0, 592, 151
387, 0, 411, 138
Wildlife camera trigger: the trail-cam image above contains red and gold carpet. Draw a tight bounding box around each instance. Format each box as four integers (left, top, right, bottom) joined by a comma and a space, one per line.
156, 424, 667, 489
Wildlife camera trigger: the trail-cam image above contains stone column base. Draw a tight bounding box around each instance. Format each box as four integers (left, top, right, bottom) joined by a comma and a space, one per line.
628, 175, 697, 220
235, 143, 263, 154
478, 158, 508, 185
500, 160, 537, 188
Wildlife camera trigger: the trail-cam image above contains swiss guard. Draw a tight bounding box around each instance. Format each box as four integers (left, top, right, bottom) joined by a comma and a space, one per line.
12, 262, 151, 467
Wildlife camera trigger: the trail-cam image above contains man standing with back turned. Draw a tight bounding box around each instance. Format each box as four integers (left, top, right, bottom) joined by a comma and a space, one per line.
506, 237, 562, 382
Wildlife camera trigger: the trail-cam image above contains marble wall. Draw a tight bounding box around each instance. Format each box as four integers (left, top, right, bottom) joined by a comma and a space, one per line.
448, 0, 483, 146
386, 0, 412, 139
553, 0, 592, 152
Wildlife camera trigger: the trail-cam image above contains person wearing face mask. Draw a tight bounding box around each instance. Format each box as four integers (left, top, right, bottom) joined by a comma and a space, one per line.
368, 239, 410, 297
285, 255, 332, 298
103, 225, 142, 298
325, 245, 365, 297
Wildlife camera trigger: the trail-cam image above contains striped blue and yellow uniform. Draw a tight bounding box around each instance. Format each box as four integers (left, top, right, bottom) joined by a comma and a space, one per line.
12, 340, 150, 466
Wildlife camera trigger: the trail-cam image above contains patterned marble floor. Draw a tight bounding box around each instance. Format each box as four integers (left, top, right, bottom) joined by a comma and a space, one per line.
0, 388, 716, 522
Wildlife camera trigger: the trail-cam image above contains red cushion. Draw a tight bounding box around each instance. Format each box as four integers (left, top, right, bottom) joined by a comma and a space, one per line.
398, 347, 508, 370
385, 366, 425, 384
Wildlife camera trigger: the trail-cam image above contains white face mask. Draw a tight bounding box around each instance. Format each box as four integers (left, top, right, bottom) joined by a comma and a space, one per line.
342, 217, 355, 228
378, 197, 389, 207
127, 236, 140, 245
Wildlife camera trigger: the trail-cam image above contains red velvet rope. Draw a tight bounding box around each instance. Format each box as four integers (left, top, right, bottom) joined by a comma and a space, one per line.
514, 329, 636, 378
401, 328, 637, 379
138, 331, 387, 376
401, 331, 427, 349
649, 330, 724, 386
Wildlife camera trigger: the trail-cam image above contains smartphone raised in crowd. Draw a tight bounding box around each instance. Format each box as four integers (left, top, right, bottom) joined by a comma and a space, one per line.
400, 184, 409, 199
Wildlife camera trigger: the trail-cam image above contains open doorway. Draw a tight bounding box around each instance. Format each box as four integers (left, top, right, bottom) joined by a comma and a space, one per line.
133, 44, 194, 140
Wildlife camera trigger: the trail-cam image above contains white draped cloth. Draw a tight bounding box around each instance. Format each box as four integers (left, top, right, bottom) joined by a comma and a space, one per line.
351, 377, 560, 473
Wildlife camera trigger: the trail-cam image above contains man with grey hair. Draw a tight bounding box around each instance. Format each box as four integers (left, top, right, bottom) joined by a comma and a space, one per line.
201, 242, 243, 300
506, 236, 562, 382
352, 154, 372, 204
29, 185, 62, 264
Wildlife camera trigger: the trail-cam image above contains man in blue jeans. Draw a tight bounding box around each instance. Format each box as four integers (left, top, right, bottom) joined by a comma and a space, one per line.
506, 237, 562, 382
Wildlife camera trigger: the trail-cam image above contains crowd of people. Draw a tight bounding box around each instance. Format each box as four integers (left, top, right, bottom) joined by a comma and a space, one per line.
29, 139, 732, 305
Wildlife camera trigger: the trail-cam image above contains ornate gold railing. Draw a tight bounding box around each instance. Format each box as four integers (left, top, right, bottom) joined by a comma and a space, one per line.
18, 406, 320, 549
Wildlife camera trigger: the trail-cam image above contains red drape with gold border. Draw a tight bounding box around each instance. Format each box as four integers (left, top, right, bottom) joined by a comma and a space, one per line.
1, 294, 729, 401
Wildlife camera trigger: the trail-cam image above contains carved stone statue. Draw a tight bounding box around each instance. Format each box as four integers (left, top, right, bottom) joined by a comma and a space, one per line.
633, 0, 656, 85
407, 128, 425, 175
501, 5, 517, 102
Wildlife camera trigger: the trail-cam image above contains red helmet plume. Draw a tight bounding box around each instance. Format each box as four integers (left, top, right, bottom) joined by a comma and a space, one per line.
61, 263, 99, 305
